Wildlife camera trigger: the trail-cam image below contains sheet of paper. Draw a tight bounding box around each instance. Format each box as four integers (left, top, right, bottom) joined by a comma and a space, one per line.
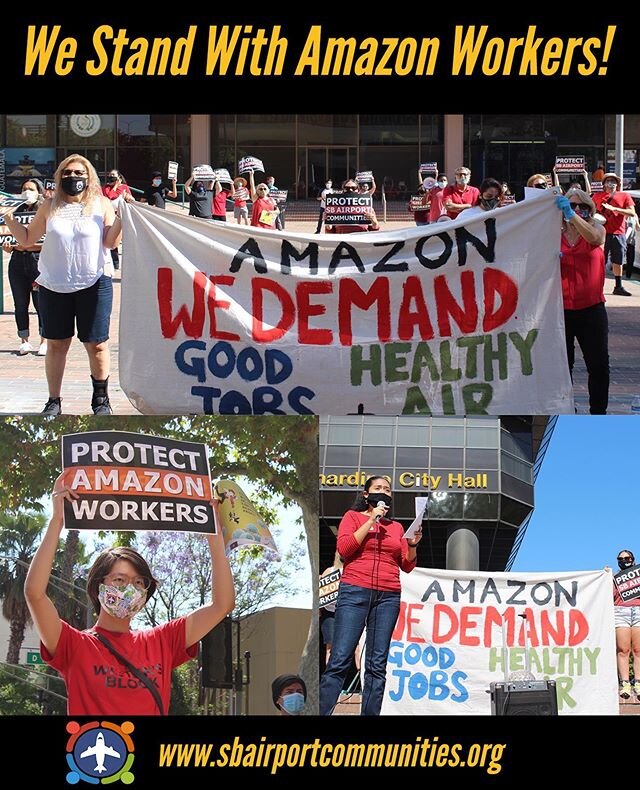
404, 496, 428, 540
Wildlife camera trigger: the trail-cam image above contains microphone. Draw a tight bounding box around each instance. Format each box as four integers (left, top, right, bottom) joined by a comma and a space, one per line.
375, 501, 386, 523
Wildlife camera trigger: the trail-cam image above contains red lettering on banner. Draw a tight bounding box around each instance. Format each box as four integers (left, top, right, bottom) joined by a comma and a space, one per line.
207, 275, 240, 341
458, 606, 483, 646
252, 278, 295, 342
482, 268, 518, 331
432, 604, 458, 643
397, 276, 435, 341
434, 270, 478, 336
406, 603, 425, 643
296, 281, 334, 345
157, 268, 207, 339
568, 610, 588, 646
338, 277, 391, 345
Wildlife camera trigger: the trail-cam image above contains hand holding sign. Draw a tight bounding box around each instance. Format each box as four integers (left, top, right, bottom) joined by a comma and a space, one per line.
52, 472, 78, 528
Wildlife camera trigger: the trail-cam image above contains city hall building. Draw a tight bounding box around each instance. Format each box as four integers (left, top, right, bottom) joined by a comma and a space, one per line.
2, 114, 639, 199
319, 415, 556, 574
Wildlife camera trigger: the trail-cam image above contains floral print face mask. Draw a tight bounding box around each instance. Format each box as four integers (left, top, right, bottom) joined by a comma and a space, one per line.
98, 583, 147, 619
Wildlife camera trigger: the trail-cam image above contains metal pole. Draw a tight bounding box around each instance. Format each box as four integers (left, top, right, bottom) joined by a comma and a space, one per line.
615, 115, 624, 182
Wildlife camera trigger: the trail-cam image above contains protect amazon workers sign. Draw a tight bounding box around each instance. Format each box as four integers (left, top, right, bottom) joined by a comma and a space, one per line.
119, 193, 573, 415
61, 431, 215, 532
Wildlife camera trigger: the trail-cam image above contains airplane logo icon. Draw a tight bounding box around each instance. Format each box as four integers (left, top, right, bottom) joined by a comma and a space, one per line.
79, 731, 121, 773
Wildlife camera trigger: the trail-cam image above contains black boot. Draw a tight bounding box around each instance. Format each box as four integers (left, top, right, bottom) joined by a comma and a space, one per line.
91, 376, 113, 415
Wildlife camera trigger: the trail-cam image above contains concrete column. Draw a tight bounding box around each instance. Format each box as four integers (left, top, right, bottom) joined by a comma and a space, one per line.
444, 115, 465, 179
446, 524, 479, 570
615, 114, 624, 181
190, 115, 211, 166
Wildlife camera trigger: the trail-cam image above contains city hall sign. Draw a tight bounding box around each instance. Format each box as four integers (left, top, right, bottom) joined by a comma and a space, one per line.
319, 471, 488, 489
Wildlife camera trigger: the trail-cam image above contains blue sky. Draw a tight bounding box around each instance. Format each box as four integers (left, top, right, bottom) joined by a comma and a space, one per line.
513, 416, 638, 572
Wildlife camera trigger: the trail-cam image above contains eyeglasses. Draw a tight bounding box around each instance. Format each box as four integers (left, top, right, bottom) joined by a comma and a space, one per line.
344, 186, 358, 192
103, 573, 151, 591
532, 183, 547, 189
256, 187, 267, 192
618, 557, 633, 562
62, 169, 87, 177
569, 203, 591, 212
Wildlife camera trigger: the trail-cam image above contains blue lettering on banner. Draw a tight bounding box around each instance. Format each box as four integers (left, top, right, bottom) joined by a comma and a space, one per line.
174, 340, 316, 415
387, 641, 469, 703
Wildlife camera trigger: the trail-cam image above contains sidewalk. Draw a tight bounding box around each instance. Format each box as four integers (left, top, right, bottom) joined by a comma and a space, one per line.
1, 215, 640, 415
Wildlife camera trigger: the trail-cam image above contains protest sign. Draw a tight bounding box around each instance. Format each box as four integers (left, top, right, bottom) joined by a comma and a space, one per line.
419, 162, 438, 176
319, 568, 342, 608
409, 195, 428, 212
119, 193, 573, 416
270, 189, 288, 203
168, 160, 179, 180
44, 178, 56, 192
380, 567, 617, 715
234, 186, 249, 201
213, 168, 233, 184
192, 164, 215, 179
61, 431, 215, 533
555, 156, 585, 173
356, 171, 373, 183
614, 564, 640, 603
213, 479, 279, 556
0, 194, 26, 217
324, 193, 373, 224
238, 156, 265, 174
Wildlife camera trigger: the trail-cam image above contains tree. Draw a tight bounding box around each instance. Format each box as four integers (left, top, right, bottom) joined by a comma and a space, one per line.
0, 513, 46, 664
0, 416, 319, 709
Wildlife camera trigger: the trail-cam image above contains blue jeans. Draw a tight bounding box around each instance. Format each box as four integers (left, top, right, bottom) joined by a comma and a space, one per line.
319, 582, 400, 716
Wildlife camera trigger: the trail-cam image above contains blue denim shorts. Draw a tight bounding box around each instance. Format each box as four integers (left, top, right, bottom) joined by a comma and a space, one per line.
38, 275, 113, 343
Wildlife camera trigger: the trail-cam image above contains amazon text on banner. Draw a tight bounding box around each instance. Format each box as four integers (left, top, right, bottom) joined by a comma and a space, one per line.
61, 431, 215, 533
381, 567, 617, 715
118, 194, 573, 415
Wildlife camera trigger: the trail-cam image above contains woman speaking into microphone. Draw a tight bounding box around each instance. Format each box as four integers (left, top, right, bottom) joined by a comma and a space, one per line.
319, 476, 422, 716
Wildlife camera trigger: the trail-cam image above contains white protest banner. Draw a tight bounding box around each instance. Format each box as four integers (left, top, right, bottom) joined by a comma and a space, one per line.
614, 564, 640, 603
168, 160, 179, 180
61, 431, 215, 533
238, 156, 265, 174
214, 479, 279, 556
324, 193, 373, 225
381, 567, 618, 716
192, 164, 215, 179
555, 156, 585, 173
0, 194, 26, 218
119, 192, 573, 415
234, 187, 249, 201
319, 568, 342, 608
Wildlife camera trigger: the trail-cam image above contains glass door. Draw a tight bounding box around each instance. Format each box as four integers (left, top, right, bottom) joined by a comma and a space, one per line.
306, 147, 353, 197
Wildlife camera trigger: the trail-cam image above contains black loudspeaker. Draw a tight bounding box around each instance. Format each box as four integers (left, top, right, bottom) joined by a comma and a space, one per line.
200, 617, 233, 688
490, 680, 558, 716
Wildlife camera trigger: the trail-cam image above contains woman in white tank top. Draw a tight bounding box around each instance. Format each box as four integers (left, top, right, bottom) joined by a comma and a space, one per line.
1, 154, 122, 415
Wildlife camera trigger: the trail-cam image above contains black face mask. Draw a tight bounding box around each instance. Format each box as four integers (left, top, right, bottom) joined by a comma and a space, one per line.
106, 176, 118, 184
618, 558, 634, 570
366, 492, 393, 511
480, 197, 500, 210
61, 177, 87, 196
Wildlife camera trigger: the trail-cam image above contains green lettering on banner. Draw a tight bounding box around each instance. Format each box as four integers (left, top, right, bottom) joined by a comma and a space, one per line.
410, 343, 440, 383
384, 342, 411, 382
350, 345, 382, 385
462, 383, 493, 413
509, 329, 539, 375
401, 386, 432, 415
483, 332, 508, 381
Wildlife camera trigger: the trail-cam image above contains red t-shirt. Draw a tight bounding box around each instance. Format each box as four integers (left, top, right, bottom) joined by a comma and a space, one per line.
592, 191, 634, 236
560, 233, 605, 311
212, 188, 231, 217
41, 618, 197, 716
442, 184, 481, 218
429, 187, 447, 222
102, 184, 132, 201
251, 196, 278, 228
336, 510, 416, 592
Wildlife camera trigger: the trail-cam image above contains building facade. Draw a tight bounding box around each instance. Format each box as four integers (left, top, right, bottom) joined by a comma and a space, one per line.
2, 114, 639, 198
320, 415, 556, 574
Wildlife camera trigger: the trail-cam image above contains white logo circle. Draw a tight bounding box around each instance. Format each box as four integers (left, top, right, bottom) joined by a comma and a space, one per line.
70, 114, 102, 138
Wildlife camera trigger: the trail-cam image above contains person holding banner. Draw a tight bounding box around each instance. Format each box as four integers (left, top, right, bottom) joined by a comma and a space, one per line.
613, 550, 640, 700
3, 178, 47, 356
24, 475, 235, 716
555, 188, 609, 414
319, 476, 422, 716
212, 175, 235, 222
0, 155, 123, 416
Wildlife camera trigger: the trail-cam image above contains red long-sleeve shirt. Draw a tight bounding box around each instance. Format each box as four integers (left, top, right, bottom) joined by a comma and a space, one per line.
337, 510, 416, 592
